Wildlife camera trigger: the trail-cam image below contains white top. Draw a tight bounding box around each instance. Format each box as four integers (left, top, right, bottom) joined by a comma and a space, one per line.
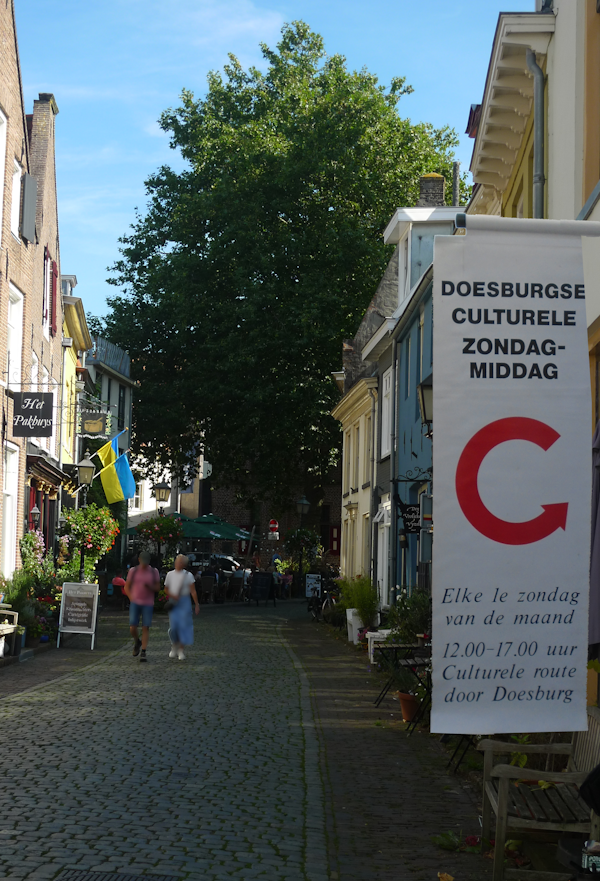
165, 569, 195, 598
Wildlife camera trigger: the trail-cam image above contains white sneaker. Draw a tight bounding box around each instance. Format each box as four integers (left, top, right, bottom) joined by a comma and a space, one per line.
177, 648, 186, 661
169, 647, 177, 659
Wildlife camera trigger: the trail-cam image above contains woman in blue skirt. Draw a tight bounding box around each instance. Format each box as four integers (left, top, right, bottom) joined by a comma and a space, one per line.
165, 555, 200, 660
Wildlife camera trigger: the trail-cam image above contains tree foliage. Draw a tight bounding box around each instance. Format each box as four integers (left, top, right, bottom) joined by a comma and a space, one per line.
105, 21, 466, 503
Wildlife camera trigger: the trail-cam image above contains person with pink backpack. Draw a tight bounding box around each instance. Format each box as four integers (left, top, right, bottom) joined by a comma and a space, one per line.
123, 551, 160, 662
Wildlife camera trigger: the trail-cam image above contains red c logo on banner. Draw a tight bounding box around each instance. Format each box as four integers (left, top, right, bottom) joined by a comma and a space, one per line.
455, 417, 568, 545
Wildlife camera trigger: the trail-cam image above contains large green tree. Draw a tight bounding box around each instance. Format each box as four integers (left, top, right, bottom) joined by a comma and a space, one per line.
105, 21, 465, 503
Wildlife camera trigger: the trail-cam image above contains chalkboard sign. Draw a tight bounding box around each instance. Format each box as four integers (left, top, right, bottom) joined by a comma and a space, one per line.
57, 583, 99, 650
305, 574, 321, 599
250, 571, 275, 606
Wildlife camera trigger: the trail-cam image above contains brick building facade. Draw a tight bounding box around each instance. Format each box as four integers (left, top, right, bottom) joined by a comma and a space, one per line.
0, 2, 69, 575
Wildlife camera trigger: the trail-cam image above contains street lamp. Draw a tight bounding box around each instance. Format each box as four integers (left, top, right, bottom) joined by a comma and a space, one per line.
296, 495, 310, 524
417, 373, 433, 438
296, 495, 311, 600
30, 505, 41, 531
77, 449, 95, 582
152, 481, 171, 516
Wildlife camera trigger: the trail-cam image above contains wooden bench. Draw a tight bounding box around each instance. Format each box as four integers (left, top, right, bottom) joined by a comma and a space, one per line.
478, 706, 600, 881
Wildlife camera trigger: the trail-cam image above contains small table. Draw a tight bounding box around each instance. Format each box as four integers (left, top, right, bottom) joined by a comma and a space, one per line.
366, 630, 392, 663
373, 643, 432, 734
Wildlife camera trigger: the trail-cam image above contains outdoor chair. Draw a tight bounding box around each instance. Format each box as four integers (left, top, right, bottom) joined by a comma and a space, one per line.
199, 576, 215, 604
478, 706, 600, 881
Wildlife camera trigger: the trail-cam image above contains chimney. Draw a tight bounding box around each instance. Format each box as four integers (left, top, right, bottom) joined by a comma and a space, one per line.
416, 173, 445, 207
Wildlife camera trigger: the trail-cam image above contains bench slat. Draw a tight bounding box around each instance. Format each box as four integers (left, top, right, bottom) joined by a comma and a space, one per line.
537, 785, 576, 824
517, 783, 555, 823
553, 782, 589, 823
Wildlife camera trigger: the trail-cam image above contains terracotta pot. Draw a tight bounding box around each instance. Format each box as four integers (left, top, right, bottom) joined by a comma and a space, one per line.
397, 691, 420, 723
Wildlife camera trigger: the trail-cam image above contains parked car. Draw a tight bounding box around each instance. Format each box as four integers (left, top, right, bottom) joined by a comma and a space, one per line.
210, 554, 241, 572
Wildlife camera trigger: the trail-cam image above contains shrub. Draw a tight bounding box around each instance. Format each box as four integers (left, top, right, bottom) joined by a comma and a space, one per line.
338, 575, 379, 629
3, 569, 36, 616
387, 588, 431, 644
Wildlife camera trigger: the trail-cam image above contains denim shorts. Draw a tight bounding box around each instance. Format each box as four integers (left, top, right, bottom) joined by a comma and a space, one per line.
129, 602, 154, 627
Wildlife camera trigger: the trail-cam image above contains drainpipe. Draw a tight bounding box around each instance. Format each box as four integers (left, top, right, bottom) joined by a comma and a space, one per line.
526, 48, 545, 219
368, 388, 376, 585
389, 337, 398, 606
452, 161, 460, 207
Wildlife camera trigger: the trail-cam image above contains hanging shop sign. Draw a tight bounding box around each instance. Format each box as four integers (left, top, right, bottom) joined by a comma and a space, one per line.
12, 392, 53, 437
77, 410, 111, 438
398, 501, 420, 534
431, 215, 597, 735
57, 583, 99, 650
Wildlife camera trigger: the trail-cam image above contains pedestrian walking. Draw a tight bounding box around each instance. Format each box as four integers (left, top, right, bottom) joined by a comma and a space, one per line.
124, 550, 160, 662
165, 554, 200, 660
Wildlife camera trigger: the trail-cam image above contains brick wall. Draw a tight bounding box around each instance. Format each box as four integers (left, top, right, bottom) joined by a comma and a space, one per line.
0, 3, 64, 573
0, 1, 34, 572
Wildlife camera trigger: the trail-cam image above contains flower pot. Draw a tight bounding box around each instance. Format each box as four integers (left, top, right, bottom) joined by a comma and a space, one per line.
397, 691, 420, 723
11, 636, 22, 657
346, 608, 363, 644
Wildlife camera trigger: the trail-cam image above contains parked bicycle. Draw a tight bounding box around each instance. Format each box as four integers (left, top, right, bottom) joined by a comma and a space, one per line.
307, 579, 341, 623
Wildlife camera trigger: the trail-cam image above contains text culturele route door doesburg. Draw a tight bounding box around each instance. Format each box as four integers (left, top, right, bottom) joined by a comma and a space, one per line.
431, 216, 596, 735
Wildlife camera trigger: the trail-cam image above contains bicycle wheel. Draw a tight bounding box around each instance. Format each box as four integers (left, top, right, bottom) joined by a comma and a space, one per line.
321, 595, 336, 624
309, 597, 322, 622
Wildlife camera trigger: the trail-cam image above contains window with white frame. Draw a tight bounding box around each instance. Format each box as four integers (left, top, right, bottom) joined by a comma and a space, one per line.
0, 111, 7, 247
364, 414, 372, 485
375, 495, 391, 605
353, 424, 360, 490
343, 429, 351, 493
129, 482, 144, 511
10, 160, 21, 239
6, 284, 23, 390
380, 368, 392, 458
362, 513, 370, 577
30, 351, 40, 446
1, 444, 19, 576
42, 248, 51, 339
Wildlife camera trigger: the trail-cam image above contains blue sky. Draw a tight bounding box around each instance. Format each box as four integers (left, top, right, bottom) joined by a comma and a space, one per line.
16, 0, 531, 318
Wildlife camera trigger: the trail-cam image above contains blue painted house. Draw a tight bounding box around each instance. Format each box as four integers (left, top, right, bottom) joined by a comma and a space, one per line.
333, 175, 459, 605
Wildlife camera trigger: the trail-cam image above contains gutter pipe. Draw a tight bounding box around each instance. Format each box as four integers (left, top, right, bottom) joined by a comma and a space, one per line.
368, 388, 377, 586
389, 337, 398, 605
526, 48, 545, 219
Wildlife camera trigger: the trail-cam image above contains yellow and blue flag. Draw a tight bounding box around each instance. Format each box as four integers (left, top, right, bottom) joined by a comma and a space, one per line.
96, 431, 136, 504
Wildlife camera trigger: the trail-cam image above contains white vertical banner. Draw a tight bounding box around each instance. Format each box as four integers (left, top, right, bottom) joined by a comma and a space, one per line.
431, 216, 596, 735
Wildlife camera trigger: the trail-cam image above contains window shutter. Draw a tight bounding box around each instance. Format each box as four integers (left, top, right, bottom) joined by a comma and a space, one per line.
51, 260, 58, 336
21, 173, 37, 242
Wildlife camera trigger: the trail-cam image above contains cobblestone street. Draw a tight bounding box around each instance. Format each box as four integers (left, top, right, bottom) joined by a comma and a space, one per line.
0, 604, 486, 881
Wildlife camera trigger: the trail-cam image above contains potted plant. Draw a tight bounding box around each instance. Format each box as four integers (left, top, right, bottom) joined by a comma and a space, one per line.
397, 691, 420, 722
24, 618, 42, 647
12, 625, 25, 657
339, 576, 379, 643
387, 587, 431, 645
